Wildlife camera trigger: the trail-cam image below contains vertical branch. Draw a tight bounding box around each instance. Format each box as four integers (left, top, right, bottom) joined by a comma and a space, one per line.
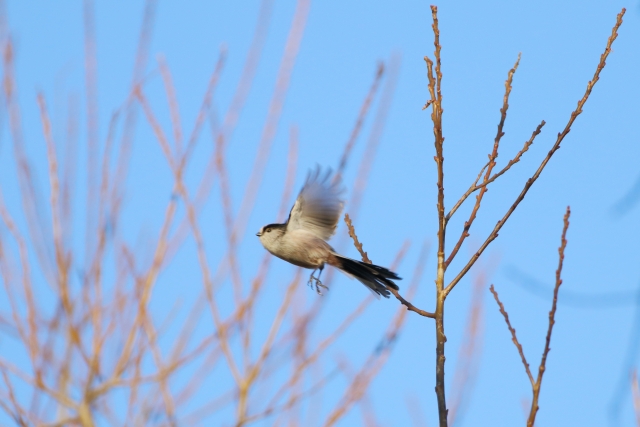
448, 262, 492, 426
445, 54, 520, 268
4, 38, 55, 282
165, 48, 227, 258
322, 242, 429, 427
61, 95, 79, 249
158, 56, 184, 159
425, 5, 448, 426
335, 62, 385, 182
240, 125, 299, 370
527, 206, 570, 427
632, 370, 640, 426
83, 0, 99, 260
491, 207, 570, 427
229, 0, 310, 246
348, 54, 400, 221
110, 0, 157, 223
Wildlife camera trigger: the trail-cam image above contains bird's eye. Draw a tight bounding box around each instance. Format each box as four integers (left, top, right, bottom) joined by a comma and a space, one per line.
266, 228, 271, 233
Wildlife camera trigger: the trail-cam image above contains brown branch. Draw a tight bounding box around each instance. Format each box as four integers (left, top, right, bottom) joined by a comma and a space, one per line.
445, 54, 520, 269
230, 0, 310, 248
425, 5, 449, 426
444, 8, 625, 298
322, 242, 427, 427
448, 261, 493, 426
472, 122, 544, 194
83, 0, 100, 266
344, 214, 435, 318
344, 213, 371, 264
157, 55, 184, 159
490, 207, 570, 427
489, 285, 534, 386
632, 370, 640, 426
445, 120, 544, 224
335, 62, 385, 182
527, 205, 570, 426
348, 54, 401, 223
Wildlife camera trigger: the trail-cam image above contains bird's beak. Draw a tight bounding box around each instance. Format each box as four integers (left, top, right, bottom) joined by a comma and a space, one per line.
256, 232, 261, 237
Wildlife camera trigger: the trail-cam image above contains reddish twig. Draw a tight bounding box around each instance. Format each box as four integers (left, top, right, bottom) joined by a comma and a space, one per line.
445, 54, 520, 269
344, 214, 434, 318
448, 259, 494, 426
490, 206, 571, 427
632, 370, 640, 426
444, 8, 625, 298
527, 206, 570, 426
335, 62, 385, 182
489, 285, 534, 385
348, 53, 401, 222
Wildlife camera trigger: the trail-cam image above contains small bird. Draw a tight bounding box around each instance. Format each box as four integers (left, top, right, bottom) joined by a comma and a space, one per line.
256, 167, 401, 297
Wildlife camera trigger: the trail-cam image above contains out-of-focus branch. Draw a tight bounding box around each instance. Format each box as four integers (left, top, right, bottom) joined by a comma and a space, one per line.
322, 240, 429, 427
632, 370, 640, 426
344, 213, 435, 318
335, 62, 385, 182
448, 261, 493, 426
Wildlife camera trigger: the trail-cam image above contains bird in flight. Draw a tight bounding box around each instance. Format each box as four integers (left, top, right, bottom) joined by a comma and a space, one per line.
256, 167, 401, 297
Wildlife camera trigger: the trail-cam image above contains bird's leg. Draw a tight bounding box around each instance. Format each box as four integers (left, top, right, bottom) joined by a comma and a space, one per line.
308, 265, 327, 295
307, 269, 317, 289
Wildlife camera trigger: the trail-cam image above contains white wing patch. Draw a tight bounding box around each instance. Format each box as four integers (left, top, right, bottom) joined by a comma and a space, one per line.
287, 167, 344, 240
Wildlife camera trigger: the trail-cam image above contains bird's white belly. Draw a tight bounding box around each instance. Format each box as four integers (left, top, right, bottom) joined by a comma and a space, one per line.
272, 231, 333, 269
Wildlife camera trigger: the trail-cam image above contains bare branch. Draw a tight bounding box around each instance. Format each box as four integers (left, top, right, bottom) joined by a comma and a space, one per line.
446, 120, 545, 223
444, 8, 625, 298
489, 285, 534, 386
344, 214, 435, 318
445, 54, 520, 269
335, 62, 385, 182
490, 207, 571, 427
527, 205, 570, 426
632, 370, 640, 426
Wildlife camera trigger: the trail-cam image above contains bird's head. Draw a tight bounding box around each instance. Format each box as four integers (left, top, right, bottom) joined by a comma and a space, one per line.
256, 223, 286, 248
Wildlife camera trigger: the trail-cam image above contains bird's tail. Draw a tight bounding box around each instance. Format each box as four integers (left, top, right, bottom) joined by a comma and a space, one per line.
332, 254, 401, 298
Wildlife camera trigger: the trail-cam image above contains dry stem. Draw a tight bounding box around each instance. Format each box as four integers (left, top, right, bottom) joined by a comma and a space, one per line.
490, 206, 570, 427
344, 214, 435, 318
444, 8, 625, 298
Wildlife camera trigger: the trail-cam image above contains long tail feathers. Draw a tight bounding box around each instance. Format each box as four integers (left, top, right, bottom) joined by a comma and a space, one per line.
333, 255, 401, 298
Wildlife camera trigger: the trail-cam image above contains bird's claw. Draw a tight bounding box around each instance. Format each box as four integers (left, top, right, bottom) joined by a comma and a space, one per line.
308, 272, 328, 295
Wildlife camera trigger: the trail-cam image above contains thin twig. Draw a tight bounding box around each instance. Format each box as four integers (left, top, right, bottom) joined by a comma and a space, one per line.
344, 214, 435, 318
445, 54, 520, 269
527, 205, 570, 426
444, 8, 625, 298
632, 370, 640, 426
490, 207, 570, 427
489, 285, 534, 386
445, 115, 544, 224
335, 62, 385, 182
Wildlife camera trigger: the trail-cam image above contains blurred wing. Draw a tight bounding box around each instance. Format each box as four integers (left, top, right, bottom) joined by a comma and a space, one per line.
287, 167, 344, 240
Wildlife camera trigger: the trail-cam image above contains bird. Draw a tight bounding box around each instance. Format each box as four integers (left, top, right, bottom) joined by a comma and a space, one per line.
256, 167, 401, 298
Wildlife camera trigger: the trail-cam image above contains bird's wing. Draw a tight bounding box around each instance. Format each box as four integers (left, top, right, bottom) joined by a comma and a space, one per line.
286, 167, 344, 240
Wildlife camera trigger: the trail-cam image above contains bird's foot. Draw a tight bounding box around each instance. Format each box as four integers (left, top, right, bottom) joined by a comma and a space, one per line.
307, 272, 328, 295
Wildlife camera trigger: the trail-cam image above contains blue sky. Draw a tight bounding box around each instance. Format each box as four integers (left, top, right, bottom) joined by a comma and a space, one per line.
1, 1, 639, 426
